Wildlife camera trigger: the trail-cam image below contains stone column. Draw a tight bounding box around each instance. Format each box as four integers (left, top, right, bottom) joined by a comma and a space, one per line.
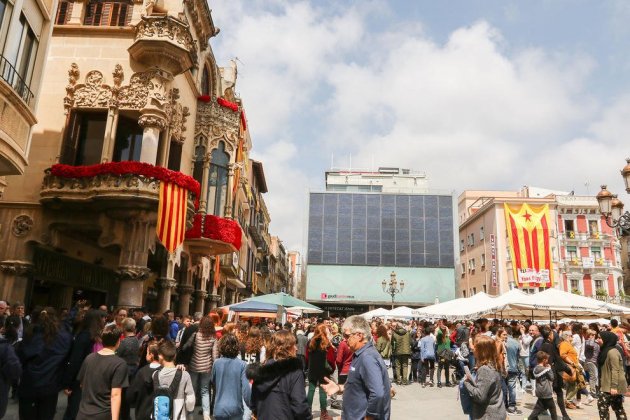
224, 163, 235, 219
194, 290, 207, 314
138, 115, 165, 165
0, 261, 33, 305
156, 277, 176, 313
116, 266, 150, 308
177, 284, 194, 316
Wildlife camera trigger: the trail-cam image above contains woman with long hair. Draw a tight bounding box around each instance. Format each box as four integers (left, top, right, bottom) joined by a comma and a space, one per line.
436, 323, 452, 387
250, 330, 311, 420
241, 325, 266, 364
306, 324, 336, 420
18, 307, 73, 419
176, 315, 219, 420
62, 308, 105, 420
463, 335, 506, 420
375, 324, 392, 367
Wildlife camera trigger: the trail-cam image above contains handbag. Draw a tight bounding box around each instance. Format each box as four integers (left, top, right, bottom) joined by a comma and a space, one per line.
561, 365, 577, 383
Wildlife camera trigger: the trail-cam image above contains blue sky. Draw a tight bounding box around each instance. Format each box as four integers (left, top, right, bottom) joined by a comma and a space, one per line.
211, 1, 630, 251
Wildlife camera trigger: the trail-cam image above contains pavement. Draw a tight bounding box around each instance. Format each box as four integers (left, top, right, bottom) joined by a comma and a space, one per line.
3, 383, 621, 419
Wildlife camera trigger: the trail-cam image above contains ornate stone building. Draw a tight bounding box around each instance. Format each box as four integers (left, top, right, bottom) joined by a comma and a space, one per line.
0, 0, 269, 313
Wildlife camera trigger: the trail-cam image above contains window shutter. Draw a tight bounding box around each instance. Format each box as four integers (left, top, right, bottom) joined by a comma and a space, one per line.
60, 111, 80, 165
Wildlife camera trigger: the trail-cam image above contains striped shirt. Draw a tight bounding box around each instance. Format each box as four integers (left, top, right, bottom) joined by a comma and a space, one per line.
189, 333, 218, 373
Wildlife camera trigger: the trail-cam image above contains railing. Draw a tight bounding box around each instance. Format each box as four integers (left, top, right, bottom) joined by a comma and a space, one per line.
0, 55, 34, 106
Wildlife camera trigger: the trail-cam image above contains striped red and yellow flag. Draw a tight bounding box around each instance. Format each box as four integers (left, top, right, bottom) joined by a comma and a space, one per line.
504, 203, 554, 288
157, 182, 187, 253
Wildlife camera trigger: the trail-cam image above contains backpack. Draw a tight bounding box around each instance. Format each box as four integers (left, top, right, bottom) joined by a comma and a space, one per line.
151, 367, 183, 420
455, 326, 469, 346
459, 343, 470, 359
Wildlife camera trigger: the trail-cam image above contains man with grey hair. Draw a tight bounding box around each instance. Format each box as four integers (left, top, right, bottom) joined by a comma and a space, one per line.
322, 315, 391, 419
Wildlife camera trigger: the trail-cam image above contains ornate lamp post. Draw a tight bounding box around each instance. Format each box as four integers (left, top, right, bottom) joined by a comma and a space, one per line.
382, 271, 404, 309
596, 159, 630, 234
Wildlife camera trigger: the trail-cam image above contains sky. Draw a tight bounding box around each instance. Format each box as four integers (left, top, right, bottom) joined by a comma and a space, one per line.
211, 0, 630, 252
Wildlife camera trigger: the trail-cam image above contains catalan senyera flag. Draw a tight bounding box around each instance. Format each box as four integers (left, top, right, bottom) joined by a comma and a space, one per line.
504, 203, 554, 288
157, 182, 187, 253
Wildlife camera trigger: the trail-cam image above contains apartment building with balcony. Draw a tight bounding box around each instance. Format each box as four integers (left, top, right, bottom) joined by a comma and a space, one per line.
0, 0, 266, 313
458, 187, 623, 299
0, 0, 55, 192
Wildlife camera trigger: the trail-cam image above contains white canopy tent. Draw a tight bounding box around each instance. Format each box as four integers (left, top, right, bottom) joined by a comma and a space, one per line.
360, 307, 391, 319
412, 292, 499, 320
387, 306, 416, 319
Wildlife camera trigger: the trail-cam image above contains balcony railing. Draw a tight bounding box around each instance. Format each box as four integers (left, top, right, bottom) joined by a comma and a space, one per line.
0, 55, 34, 106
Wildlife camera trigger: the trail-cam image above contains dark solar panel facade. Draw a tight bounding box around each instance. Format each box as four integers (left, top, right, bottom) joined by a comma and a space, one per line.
307, 192, 454, 268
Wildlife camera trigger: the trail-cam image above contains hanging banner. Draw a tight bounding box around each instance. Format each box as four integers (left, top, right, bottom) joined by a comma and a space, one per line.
490, 234, 497, 288
157, 182, 188, 253
504, 203, 553, 288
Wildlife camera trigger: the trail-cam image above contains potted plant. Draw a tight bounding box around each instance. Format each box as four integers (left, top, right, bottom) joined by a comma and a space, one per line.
571, 288, 582, 295
596, 288, 607, 297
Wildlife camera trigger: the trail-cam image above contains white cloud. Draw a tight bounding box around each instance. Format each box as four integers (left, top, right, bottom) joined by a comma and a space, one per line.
211, 2, 628, 253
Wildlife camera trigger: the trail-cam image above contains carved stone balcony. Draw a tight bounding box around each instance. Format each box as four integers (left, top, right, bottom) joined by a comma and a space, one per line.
129, 15, 196, 76
220, 252, 239, 277
40, 163, 198, 218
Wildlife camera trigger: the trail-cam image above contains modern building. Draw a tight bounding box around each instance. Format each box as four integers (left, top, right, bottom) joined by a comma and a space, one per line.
0, 0, 286, 313
306, 167, 456, 315
458, 187, 623, 299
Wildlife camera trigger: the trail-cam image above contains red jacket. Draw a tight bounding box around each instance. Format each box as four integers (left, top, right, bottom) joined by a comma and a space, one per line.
336, 339, 353, 375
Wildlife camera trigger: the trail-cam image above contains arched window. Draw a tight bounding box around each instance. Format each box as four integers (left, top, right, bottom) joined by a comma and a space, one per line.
192, 144, 205, 186
84, 0, 133, 26
207, 142, 229, 216
200, 66, 210, 96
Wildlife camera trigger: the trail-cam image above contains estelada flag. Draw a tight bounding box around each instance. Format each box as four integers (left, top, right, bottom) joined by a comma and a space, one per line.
157, 182, 187, 253
504, 203, 554, 287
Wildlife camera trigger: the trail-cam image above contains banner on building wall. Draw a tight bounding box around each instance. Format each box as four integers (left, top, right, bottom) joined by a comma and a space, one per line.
157, 182, 188, 253
504, 203, 554, 288
490, 234, 497, 287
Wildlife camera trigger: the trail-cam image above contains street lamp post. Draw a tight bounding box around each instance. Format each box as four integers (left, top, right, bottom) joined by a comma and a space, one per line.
382, 271, 404, 309
596, 158, 630, 235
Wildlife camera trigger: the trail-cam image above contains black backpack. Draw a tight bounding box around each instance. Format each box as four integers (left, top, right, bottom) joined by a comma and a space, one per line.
151, 367, 183, 420
455, 326, 469, 346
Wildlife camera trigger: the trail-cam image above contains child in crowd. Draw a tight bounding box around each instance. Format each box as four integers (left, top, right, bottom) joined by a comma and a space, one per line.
528, 351, 557, 420
127, 342, 160, 419
155, 340, 195, 420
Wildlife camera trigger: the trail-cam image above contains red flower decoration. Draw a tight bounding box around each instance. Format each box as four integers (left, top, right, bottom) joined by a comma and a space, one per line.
217, 97, 239, 112
203, 214, 242, 249
50, 162, 200, 198
197, 95, 211, 103
185, 213, 203, 239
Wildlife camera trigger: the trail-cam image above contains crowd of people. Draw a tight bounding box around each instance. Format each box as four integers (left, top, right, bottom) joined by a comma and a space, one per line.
0, 297, 628, 420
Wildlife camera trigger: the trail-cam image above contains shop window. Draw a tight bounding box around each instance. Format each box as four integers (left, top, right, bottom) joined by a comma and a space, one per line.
207, 142, 230, 216
60, 110, 107, 165
84, 0, 132, 26
55, 1, 73, 24
167, 141, 182, 171
112, 115, 143, 162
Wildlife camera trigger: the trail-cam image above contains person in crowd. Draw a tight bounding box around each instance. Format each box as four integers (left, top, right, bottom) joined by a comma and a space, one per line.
239, 324, 266, 419
106, 308, 127, 329
12, 302, 27, 341
62, 308, 106, 420
139, 315, 169, 368
0, 328, 21, 419
296, 326, 309, 374
436, 323, 452, 387
250, 330, 312, 420
334, 329, 353, 410
584, 328, 601, 398
597, 331, 628, 420
527, 350, 557, 420
164, 309, 179, 341
305, 323, 336, 419
76, 327, 129, 420
116, 317, 139, 378
155, 340, 195, 420
519, 324, 533, 390
176, 315, 218, 420
322, 315, 391, 420
175, 315, 191, 348
410, 329, 423, 384
463, 335, 506, 420
559, 330, 591, 408
211, 334, 251, 420
391, 321, 412, 386
126, 342, 160, 420
505, 326, 522, 414
375, 324, 392, 370
528, 325, 544, 393
330, 323, 342, 348
131, 307, 146, 335
540, 326, 572, 420
17, 307, 72, 420
420, 326, 436, 387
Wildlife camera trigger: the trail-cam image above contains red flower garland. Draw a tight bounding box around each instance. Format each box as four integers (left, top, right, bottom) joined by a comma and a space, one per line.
185, 213, 203, 239
197, 95, 212, 103
203, 214, 242, 249
50, 162, 200, 198
217, 97, 239, 112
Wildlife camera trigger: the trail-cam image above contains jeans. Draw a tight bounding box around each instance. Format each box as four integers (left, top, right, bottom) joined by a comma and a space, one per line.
190, 371, 212, 416
585, 361, 599, 394
19, 393, 59, 420
422, 359, 435, 383
410, 358, 422, 382
506, 371, 519, 408
437, 358, 450, 384
518, 355, 530, 387
394, 355, 409, 384
307, 381, 327, 411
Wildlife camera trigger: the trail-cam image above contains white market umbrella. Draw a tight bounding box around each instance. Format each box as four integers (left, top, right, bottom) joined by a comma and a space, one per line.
287, 306, 323, 314
361, 307, 390, 319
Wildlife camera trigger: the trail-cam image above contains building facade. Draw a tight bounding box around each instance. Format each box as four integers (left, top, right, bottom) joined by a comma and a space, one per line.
306, 167, 456, 315
458, 188, 623, 299
0, 0, 283, 313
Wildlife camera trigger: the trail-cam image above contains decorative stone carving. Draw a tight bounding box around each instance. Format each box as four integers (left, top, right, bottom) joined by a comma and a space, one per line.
72, 70, 113, 109
166, 89, 190, 144
134, 15, 195, 51
109, 64, 125, 109
11, 214, 33, 237
116, 265, 150, 281
156, 277, 177, 289
195, 98, 239, 151
64, 63, 80, 112
138, 114, 167, 130
182, 0, 208, 51
117, 72, 150, 110
194, 290, 208, 299
177, 284, 195, 295
0, 261, 33, 276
